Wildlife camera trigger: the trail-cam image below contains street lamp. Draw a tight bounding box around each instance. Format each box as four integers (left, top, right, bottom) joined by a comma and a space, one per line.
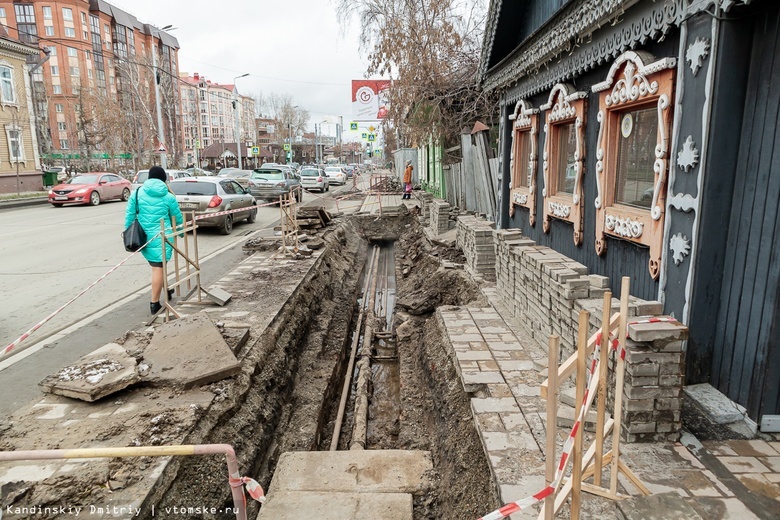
288, 105, 298, 165
233, 73, 249, 170
151, 24, 174, 169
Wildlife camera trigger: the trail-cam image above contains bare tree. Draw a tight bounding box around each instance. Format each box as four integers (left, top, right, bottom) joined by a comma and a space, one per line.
336, 0, 495, 158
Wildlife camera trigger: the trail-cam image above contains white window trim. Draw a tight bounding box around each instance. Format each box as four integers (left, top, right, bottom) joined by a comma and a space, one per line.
6, 123, 25, 164
0, 62, 17, 105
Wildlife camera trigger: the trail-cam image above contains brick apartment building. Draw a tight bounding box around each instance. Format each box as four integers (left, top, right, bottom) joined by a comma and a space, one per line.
0, 0, 181, 170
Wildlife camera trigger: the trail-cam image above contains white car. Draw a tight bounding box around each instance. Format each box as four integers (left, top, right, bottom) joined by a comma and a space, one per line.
299, 167, 330, 192
324, 167, 347, 186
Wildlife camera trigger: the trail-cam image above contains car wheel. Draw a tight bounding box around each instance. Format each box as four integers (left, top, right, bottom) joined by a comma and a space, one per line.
247, 208, 257, 223
219, 214, 233, 235
121, 188, 131, 201
89, 191, 101, 206
326, 184, 330, 192
52, 203, 63, 208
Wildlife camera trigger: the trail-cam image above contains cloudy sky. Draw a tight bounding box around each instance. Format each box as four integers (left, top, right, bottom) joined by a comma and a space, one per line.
109, 0, 376, 140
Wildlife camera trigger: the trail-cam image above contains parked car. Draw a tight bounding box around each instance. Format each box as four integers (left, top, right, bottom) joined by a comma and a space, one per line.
299, 167, 330, 193
169, 177, 257, 235
45, 166, 68, 182
247, 167, 303, 202
132, 169, 190, 191
187, 167, 212, 177
48, 172, 132, 207
324, 166, 347, 186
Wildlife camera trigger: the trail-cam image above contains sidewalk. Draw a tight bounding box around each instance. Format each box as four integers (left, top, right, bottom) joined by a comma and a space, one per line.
434, 281, 780, 519
0, 191, 49, 209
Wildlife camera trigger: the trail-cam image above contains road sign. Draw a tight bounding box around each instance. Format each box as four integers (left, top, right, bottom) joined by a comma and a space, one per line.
283, 144, 291, 151
195, 139, 201, 149
361, 133, 368, 139
251, 146, 260, 156
367, 134, 376, 142
375, 150, 382, 157
368, 125, 376, 133
350, 122, 358, 131
157, 142, 167, 153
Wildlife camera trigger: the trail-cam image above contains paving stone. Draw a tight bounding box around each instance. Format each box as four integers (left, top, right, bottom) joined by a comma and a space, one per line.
456, 350, 494, 361
463, 371, 505, 386
142, 313, 241, 389
497, 360, 534, 372
39, 343, 139, 402
728, 439, 779, 457
257, 491, 413, 520
718, 456, 770, 473
683, 384, 747, 425
759, 456, 780, 472
616, 492, 704, 520
627, 320, 687, 342
472, 397, 520, 414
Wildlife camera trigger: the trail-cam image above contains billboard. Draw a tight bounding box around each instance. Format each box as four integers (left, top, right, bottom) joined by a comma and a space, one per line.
351, 80, 391, 121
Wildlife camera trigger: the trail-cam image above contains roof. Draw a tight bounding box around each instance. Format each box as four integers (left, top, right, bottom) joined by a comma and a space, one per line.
0, 35, 41, 56
201, 142, 251, 158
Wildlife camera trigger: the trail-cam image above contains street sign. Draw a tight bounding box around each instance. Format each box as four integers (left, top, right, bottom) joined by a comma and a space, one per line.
367, 134, 376, 142
283, 144, 291, 151
368, 125, 376, 132
375, 150, 382, 157
157, 142, 167, 153
251, 146, 260, 156
361, 133, 368, 139
195, 139, 201, 149
350, 122, 358, 131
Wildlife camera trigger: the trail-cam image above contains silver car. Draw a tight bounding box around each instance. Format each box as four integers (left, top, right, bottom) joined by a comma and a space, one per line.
299, 167, 330, 193
169, 177, 257, 235
246, 168, 303, 202
132, 169, 191, 191
324, 166, 347, 186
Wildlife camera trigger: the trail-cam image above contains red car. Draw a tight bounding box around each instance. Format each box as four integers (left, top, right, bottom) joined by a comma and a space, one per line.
48, 172, 132, 207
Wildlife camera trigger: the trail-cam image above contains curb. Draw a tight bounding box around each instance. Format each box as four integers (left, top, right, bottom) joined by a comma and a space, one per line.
0, 196, 50, 210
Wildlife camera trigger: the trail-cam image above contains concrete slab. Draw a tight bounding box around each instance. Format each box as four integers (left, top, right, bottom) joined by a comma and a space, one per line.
684, 383, 746, 424
142, 313, 241, 389
257, 491, 412, 520
616, 492, 704, 520
39, 343, 139, 402
268, 450, 433, 496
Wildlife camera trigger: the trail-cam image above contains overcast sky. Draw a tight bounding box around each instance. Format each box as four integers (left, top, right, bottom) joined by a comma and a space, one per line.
109, 0, 375, 140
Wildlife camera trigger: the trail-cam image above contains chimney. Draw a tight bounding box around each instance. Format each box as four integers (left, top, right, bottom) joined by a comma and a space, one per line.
194, 72, 199, 81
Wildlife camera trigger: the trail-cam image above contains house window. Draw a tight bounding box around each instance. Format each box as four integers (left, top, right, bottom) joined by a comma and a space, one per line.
67, 47, 77, 57
46, 46, 56, 56
65, 27, 75, 37
53, 85, 62, 94
14, 4, 38, 43
6, 125, 24, 162
60, 139, 69, 149
45, 26, 54, 36
540, 84, 587, 244
83, 30, 88, 40
62, 8, 73, 21
514, 135, 531, 189
85, 50, 91, 60
0, 8, 6, 18
614, 107, 657, 209
57, 122, 67, 131
592, 50, 676, 279
555, 123, 577, 195
70, 67, 79, 76
42, 6, 52, 19
508, 98, 540, 227
87, 69, 92, 79
0, 67, 15, 103
55, 103, 63, 112
50, 66, 59, 76
81, 12, 87, 24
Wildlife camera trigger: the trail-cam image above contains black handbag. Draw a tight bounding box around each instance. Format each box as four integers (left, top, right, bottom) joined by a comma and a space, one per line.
122, 189, 147, 252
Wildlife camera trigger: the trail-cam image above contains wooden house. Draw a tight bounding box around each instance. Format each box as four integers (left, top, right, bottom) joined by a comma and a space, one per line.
479, 0, 778, 430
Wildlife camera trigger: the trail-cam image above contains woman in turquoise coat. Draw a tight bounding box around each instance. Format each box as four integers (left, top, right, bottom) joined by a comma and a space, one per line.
124, 166, 184, 315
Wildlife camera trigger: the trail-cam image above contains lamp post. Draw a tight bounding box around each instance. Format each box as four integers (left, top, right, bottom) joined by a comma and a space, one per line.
151, 24, 173, 169
288, 105, 298, 165
233, 73, 249, 170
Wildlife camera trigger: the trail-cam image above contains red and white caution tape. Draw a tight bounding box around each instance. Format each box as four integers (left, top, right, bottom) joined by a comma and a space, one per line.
2, 231, 162, 356
230, 476, 266, 506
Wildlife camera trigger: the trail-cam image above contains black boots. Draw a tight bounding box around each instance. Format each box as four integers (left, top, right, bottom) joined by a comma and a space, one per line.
167, 288, 175, 301
150, 301, 162, 315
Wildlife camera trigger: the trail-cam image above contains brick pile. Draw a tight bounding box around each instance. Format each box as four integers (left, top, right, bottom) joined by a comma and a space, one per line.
429, 200, 451, 235
456, 215, 496, 280
492, 229, 687, 442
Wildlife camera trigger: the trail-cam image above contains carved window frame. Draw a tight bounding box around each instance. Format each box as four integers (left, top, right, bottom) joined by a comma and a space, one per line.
592, 50, 676, 280
540, 84, 587, 245
508, 99, 539, 226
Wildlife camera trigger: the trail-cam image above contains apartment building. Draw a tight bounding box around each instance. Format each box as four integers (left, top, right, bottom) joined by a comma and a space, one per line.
0, 0, 181, 168
179, 72, 255, 168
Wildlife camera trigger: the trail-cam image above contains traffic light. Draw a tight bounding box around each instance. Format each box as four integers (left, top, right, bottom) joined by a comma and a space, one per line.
231, 100, 237, 109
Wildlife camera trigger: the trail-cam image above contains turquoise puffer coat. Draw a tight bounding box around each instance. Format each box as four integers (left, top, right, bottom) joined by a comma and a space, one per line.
124, 179, 183, 263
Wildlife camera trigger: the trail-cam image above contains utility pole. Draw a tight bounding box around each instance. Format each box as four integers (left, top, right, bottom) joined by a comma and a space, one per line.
151, 25, 173, 169
233, 74, 249, 170
12, 111, 20, 195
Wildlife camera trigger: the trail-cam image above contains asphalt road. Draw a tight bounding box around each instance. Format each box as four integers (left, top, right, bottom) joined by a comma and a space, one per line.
0, 182, 355, 417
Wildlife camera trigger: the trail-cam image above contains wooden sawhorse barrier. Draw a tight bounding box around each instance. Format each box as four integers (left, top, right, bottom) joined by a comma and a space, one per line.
539, 276, 650, 519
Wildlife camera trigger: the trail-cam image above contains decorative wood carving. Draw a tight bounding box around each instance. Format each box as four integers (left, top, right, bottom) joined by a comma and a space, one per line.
541, 84, 587, 244
508, 99, 540, 226
592, 50, 676, 280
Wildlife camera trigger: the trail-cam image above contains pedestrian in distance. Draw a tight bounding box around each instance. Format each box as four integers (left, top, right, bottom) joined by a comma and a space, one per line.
402, 160, 413, 200
124, 166, 184, 315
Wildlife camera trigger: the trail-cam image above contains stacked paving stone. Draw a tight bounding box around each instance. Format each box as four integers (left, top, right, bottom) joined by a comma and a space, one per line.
491, 229, 687, 442
429, 200, 451, 235
447, 206, 461, 228
456, 215, 497, 280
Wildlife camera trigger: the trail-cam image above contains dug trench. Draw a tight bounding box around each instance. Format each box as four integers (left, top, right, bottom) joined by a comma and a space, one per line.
154, 210, 497, 519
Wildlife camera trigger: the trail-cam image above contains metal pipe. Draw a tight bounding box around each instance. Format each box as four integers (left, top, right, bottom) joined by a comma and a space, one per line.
0, 444, 248, 520
330, 246, 378, 451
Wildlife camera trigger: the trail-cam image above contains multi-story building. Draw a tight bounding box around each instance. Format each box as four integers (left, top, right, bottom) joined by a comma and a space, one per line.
0, 0, 180, 169
0, 28, 43, 193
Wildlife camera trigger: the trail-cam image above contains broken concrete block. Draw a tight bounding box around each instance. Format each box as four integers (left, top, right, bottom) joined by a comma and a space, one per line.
40, 343, 139, 402
258, 491, 412, 520
142, 313, 241, 389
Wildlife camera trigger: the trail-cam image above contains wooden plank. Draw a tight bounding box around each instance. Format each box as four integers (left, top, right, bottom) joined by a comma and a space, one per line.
544, 335, 559, 520
610, 277, 630, 495
571, 311, 589, 519
595, 291, 612, 487
540, 312, 620, 399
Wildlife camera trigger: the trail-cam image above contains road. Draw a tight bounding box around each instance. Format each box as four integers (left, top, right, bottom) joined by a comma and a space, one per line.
0, 182, 354, 416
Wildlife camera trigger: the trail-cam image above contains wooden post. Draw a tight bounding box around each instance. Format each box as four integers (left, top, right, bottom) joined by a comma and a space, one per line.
610, 277, 630, 494
192, 212, 202, 303
571, 311, 589, 519
594, 291, 612, 487
544, 335, 559, 520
